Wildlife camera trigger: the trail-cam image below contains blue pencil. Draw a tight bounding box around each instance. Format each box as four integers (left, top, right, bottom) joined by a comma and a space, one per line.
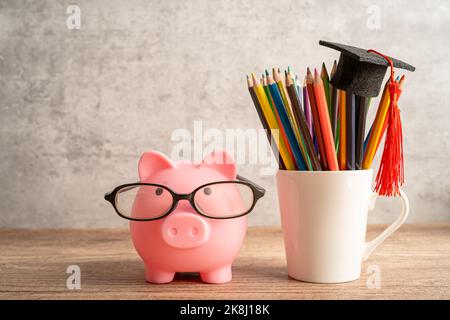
364, 125, 372, 152
267, 74, 307, 170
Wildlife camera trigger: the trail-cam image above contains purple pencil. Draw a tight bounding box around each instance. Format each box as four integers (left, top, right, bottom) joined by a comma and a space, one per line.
302, 78, 313, 138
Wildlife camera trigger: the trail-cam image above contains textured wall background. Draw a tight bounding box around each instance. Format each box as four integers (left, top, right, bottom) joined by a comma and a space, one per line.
1, 0, 449, 228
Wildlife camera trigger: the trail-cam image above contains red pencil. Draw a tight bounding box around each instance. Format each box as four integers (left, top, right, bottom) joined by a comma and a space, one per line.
313, 69, 339, 170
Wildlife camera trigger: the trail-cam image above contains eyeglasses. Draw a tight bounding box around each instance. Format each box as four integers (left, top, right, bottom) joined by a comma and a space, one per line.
104, 175, 265, 221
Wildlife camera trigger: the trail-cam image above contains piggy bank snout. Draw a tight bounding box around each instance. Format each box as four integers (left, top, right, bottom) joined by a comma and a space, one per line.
161, 212, 210, 249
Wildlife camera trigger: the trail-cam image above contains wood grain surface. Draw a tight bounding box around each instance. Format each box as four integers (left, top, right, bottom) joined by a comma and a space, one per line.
0, 225, 449, 299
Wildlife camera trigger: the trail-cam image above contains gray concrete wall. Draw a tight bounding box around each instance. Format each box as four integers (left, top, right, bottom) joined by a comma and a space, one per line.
1, 0, 449, 228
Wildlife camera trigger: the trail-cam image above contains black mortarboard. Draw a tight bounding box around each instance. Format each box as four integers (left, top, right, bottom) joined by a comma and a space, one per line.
319, 40, 415, 97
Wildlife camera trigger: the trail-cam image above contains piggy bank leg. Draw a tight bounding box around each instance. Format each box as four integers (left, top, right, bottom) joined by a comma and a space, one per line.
145, 266, 175, 284
200, 265, 232, 284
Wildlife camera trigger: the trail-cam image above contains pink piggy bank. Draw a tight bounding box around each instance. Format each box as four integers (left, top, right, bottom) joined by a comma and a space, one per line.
104, 150, 265, 284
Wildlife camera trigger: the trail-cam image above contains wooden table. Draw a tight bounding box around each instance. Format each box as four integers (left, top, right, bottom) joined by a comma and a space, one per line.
0, 225, 449, 299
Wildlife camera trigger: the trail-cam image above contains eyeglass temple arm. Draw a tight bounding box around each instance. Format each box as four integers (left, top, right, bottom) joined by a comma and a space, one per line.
104, 182, 141, 201
236, 174, 266, 195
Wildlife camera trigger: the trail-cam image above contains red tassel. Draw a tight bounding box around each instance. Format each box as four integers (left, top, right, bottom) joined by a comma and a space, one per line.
374, 82, 404, 196
367, 49, 405, 197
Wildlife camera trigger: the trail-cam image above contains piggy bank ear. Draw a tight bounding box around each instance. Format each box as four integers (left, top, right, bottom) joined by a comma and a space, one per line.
202, 150, 237, 180
138, 151, 175, 181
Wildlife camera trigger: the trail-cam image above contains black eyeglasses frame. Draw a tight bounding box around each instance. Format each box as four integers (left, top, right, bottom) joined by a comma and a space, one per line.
104, 175, 265, 221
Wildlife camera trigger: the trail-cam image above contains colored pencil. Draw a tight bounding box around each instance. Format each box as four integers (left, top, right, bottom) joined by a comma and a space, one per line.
262, 74, 297, 169
287, 66, 300, 97
302, 77, 313, 138
338, 89, 347, 170
355, 95, 370, 170
251, 73, 296, 170
306, 76, 318, 155
362, 80, 389, 169
260, 74, 295, 168
275, 69, 311, 170
313, 69, 339, 170
363, 75, 402, 154
330, 60, 338, 142
363, 124, 371, 153
346, 92, 356, 170
274, 69, 299, 137
286, 73, 321, 171
262, 74, 275, 114
265, 68, 304, 169
295, 75, 302, 104
374, 76, 405, 153
321, 63, 331, 116
283, 71, 313, 170
306, 68, 328, 170
267, 73, 308, 170
364, 75, 405, 159
247, 75, 286, 169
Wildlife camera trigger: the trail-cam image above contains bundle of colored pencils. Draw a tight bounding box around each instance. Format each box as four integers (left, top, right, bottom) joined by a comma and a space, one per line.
247, 65, 406, 171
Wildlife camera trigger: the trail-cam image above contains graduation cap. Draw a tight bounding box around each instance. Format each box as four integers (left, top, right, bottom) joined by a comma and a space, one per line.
319, 40, 415, 97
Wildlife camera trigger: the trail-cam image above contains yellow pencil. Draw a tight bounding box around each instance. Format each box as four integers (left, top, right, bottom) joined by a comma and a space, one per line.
362, 81, 390, 169
251, 73, 296, 170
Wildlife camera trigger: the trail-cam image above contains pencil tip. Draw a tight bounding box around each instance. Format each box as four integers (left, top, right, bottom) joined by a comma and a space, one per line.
251, 73, 258, 83
330, 60, 337, 76
398, 74, 406, 88
307, 67, 311, 75
321, 63, 329, 78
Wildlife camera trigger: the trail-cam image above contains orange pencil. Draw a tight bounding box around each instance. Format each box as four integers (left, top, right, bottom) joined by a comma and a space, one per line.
313, 69, 339, 170
306, 68, 328, 170
338, 89, 347, 170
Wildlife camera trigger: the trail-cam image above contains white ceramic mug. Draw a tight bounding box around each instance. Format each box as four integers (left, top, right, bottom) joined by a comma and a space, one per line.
276, 169, 409, 283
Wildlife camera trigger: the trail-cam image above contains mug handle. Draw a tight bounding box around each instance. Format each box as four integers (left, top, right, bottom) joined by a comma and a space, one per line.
362, 189, 410, 261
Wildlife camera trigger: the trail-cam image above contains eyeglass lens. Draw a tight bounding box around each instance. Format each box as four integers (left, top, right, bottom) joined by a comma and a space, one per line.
114, 182, 254, 220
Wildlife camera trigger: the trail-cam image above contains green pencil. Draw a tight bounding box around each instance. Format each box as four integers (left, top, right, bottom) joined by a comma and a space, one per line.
321, 62, 331, 117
